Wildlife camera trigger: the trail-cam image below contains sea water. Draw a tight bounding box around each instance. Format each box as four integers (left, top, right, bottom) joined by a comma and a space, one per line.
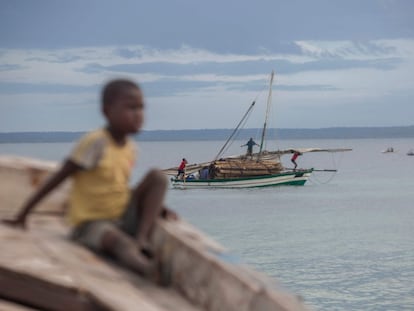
1, 138, 413, 310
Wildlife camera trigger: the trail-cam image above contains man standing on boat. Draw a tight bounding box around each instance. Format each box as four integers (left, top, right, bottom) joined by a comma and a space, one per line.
241, 138, 259, 157
176, 158, 188, 179
291, 151, 302, 170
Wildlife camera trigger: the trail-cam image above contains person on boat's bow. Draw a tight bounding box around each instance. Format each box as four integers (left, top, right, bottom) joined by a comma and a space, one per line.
2, 79, 178, 280
176, 158, 188, 179
291, 151, 302, 170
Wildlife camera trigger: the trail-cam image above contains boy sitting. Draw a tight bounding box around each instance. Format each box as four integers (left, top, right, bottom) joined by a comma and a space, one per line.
3, 79, 176, 277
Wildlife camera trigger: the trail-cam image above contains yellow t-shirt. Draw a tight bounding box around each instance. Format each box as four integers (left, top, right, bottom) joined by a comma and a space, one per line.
67, 129, 136, 226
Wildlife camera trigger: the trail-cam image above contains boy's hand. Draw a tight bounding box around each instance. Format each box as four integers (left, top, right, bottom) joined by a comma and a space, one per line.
161, 207, 178, 221
1, 216, 27, 229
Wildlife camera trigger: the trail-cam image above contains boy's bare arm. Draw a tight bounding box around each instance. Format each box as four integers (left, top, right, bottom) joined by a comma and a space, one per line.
2, 160, 81, 229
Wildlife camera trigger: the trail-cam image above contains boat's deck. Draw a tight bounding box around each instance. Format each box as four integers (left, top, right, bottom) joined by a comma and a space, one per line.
0, 214, 202, 311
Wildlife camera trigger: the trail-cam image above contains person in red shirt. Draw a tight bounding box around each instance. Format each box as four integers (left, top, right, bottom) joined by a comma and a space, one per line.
291, 151, 302, 170
176, 158, 188, 179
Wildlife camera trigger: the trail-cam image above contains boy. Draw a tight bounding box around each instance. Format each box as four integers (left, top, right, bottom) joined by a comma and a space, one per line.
2, 79, 175, 277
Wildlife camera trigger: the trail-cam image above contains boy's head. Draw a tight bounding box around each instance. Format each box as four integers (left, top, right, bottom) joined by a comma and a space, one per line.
101, 79, 144, 134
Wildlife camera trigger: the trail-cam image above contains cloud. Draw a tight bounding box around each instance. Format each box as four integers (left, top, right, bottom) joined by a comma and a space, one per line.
77, 57, 403, 77
295, 40, 399, 59
0, 82, 98, 94
0, 64, 25, 71
1, 39, 410, 80
0, 39, 413, 130
1, 40, 408, 98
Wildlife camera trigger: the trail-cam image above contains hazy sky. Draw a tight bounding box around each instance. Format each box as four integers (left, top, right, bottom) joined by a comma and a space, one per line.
1, 0, 413, 132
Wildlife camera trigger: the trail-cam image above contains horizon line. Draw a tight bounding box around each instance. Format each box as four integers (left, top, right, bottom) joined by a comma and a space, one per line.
1, 124, 414, 133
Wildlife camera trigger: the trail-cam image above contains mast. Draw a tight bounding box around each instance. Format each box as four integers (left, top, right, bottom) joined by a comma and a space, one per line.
258, 70, 275, 157
214, 100, 256, 160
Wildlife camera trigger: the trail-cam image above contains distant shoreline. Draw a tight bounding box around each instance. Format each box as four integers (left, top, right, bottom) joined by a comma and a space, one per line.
1, 126, 414, 143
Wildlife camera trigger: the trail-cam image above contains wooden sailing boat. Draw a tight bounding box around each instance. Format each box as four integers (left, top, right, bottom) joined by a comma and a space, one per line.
164, 71, 351, 189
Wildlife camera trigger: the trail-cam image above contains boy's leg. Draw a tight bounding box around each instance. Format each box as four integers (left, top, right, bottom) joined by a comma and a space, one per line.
131, 169, 168, 249
72, 221, 153, 276
101, 228, 154, 276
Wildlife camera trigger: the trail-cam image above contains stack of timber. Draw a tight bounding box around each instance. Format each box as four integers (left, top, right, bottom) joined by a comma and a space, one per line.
212, 158, 283, 178
0, 155, 310, 311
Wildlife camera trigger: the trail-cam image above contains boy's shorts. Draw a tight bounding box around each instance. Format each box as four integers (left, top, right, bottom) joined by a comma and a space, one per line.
70, 192, 139, 252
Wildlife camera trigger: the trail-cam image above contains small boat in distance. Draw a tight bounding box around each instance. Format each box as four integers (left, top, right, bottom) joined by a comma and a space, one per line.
407, 149, 414, 156
163, 71, 351, 189
382, 147, 396, 153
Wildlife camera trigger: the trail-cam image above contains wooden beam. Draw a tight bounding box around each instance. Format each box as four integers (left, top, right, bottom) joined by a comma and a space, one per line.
0, 267, 108, 311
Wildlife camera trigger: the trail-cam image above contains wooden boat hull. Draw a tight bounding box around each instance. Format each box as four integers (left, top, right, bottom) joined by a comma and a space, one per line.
171, 169, 313, 189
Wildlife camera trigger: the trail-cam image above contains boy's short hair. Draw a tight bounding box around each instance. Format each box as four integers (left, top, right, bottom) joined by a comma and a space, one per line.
101, 79, 140, 107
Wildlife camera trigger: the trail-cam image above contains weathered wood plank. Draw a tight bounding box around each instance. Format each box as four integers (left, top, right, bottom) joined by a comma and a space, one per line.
0, 156, 69, 218
0, 266, 106, 311
35, 224, 201, 311
0, 221, 203, 311
0, 299, 40, 311
152, 221, 308, 311
0, 224, 106, 311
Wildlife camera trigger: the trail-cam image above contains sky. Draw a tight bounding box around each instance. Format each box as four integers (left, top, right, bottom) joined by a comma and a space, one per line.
0, 0, 413, 132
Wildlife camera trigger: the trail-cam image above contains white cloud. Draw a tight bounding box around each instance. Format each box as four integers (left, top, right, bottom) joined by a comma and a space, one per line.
1, 39, 413, 130
294, 39, 407, 60
0, 45, 313, 86
1, 39, 413, 86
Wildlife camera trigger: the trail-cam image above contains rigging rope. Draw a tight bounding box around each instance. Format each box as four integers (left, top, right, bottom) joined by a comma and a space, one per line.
214, 79, 269, 160
219, 108, 254, 157
309, 152, 344, 184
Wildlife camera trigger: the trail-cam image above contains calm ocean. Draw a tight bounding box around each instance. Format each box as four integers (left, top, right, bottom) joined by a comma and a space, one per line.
1, 138, 413, 310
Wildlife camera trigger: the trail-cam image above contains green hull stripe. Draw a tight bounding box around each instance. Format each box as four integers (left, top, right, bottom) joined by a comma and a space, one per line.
172, 179, 307, 188
173, 169, 313, 183
249, 180, 307, 188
